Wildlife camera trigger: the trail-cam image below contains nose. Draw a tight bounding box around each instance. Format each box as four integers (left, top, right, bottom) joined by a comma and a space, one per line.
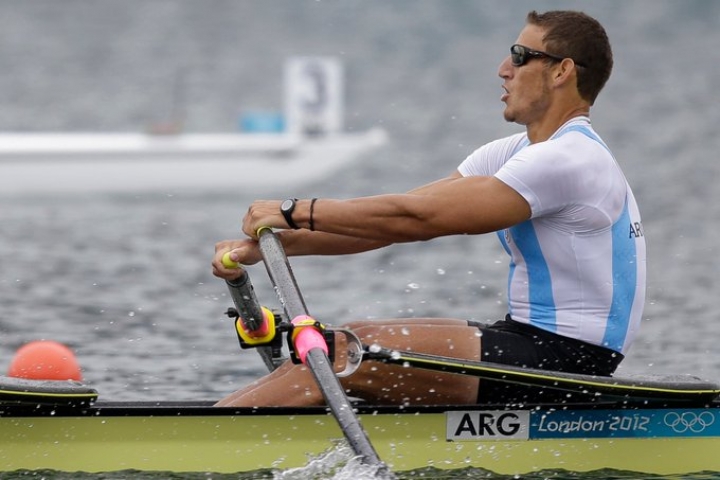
498, 55, 513, 79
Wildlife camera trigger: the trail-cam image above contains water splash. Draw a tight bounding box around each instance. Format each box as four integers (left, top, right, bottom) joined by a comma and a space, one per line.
273, 442, 387, 480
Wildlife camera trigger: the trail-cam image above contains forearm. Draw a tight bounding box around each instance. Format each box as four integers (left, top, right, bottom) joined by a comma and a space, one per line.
242, 176, 529, 244
212, 229, 389, 282
295, 196, 445, 243
277, 228, 391, 256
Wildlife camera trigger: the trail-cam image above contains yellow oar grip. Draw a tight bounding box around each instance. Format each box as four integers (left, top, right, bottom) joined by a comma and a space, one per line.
221, 252, 239, 269
256, 226, 272, 237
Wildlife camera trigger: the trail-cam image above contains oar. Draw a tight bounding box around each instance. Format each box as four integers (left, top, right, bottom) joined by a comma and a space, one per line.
255, 227, 393, 478
364, 346, 720, 403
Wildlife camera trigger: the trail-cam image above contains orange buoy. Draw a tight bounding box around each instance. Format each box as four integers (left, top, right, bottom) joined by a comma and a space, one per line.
7, 340, 83, 381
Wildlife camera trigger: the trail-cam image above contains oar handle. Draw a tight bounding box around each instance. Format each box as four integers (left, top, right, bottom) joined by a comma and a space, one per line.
225, 269, 265, 333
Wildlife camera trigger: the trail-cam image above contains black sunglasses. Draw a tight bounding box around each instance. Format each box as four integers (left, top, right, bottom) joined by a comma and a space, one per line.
510, 44, 586, 68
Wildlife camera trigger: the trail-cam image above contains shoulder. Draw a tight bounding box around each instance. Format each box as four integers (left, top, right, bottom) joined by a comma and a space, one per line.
496, 127, 624, 218
458, 132, 528, 177
515, 128, 613, 174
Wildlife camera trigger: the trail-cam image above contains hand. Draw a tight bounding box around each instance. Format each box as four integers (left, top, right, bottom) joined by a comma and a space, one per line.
212, 239, 262, 280
242, 200, 286, 238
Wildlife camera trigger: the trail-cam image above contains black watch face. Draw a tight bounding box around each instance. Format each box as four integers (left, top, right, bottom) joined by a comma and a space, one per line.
281, 199, 294, 212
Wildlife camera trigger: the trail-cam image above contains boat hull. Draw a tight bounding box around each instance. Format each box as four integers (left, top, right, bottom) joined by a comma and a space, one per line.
2, 401, 719, 475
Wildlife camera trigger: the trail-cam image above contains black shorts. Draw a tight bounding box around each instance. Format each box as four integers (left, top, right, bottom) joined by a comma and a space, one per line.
470, 315, 624, 404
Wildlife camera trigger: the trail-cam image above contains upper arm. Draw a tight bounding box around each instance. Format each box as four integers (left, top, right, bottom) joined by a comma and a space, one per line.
415, 174, 531, 235
303, 171, 531, 244
406, 170, 463, 195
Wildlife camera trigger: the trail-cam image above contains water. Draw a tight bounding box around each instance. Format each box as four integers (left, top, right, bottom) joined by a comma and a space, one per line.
1, 0, 720, 478
1, 468, 719, 480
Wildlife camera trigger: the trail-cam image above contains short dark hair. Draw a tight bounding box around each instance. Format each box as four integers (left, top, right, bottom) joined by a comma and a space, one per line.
527, 10, 613, 105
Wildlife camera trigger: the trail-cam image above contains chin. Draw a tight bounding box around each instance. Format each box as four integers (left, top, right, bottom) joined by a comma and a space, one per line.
503, 108, 529, 126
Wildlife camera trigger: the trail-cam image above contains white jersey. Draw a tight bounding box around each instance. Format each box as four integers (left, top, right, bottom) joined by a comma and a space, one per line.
458, 117, 646, 354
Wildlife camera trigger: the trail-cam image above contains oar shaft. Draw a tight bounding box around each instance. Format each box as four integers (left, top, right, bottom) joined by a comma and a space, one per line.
304, 348, 388, 467
256, 229, 390, 474
257, 231, 308, 318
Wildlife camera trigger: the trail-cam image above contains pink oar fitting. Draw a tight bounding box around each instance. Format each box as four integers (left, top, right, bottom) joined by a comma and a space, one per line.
291, 315, 328, 364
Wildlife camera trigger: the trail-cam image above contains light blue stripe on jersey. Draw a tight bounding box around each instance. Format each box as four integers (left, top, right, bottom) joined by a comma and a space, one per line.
602, 199, 637, 351
496, 230, 515, 318
560, 124, 637, 350
561, 124, 609, 150
501, 122, 638, 345
508, 221, 557, 332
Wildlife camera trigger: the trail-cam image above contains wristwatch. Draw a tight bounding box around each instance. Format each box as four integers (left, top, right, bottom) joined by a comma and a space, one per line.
280, 198, 300, 229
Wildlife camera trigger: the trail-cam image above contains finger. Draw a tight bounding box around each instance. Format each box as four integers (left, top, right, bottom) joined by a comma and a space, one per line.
212, 256, 244, 280
215, 239, 240, 253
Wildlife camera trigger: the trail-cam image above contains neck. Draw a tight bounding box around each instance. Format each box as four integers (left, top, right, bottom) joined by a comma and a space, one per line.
526, 106, 591, 144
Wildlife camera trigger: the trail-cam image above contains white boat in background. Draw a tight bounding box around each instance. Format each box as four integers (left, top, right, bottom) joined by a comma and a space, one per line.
0, 129, 387, 195
0, 57, 387, 196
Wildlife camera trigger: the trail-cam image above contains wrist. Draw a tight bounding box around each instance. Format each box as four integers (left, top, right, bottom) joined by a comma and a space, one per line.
280, 198, 300, 229
280, 198, 319, 231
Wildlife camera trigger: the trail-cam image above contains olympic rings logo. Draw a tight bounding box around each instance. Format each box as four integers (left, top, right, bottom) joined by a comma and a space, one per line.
663, 411, 715, 433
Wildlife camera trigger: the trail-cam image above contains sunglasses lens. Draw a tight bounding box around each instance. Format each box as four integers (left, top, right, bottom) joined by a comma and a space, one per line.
510, 45, 525, 66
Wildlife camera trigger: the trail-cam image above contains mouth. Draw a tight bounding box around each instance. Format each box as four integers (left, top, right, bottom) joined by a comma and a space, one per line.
500, 85, 509, 102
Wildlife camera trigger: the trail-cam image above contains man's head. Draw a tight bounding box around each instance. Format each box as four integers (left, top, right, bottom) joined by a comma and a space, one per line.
525, 10, 613, 106
498, 10, 613, 133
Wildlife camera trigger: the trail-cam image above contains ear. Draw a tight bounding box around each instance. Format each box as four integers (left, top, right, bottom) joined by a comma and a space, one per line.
552, 58, 577, 86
